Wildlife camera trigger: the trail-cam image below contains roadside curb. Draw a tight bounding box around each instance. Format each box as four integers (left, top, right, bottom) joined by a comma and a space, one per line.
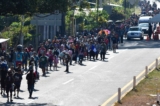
101, 57, 160, 106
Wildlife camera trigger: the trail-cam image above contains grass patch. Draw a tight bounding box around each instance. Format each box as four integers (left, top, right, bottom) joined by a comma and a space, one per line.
114, 69, 160, 106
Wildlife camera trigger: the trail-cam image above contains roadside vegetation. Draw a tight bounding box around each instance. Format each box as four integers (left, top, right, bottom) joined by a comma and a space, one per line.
0, 0, 137, 46
114, 68, 160, 106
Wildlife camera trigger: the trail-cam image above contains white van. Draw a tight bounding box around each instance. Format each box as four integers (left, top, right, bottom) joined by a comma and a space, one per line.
138, 16, 152, 24
138, 16, 152, 35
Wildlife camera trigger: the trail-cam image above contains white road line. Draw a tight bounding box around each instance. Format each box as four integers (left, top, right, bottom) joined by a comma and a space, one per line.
63, 79, 74, 85
88, 65, 97, 71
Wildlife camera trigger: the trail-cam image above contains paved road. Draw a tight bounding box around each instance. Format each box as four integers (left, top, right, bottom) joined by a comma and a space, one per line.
1, 38, 160, 106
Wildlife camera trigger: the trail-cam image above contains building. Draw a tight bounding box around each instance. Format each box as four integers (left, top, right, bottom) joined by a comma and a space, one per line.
31, 12, 65, 43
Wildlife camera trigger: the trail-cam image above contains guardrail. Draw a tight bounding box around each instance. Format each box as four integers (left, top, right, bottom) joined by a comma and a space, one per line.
102, 58, 160, 106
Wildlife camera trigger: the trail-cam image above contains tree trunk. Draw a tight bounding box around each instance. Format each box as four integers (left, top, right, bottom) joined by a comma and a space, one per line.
20, 15, 24, 45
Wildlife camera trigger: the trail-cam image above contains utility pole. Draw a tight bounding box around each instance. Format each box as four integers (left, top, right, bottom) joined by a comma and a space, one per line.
96, 0, 99, 27
124, 0, 126, 14
20, 15, 24, 45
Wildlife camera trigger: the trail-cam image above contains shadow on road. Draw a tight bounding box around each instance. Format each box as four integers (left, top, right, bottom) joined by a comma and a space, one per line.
119, 39, 160, 49
33, 89, 39, 92
0, 102, 57, 106
14, 96, 24, 100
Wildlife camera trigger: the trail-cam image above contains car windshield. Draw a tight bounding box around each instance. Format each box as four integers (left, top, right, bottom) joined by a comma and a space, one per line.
129, 28, 140, 31
138, 23, 149, 27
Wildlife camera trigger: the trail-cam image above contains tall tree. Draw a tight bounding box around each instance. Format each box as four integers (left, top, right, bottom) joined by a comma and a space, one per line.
0, 0, 34, 15
0, 0, 71, 15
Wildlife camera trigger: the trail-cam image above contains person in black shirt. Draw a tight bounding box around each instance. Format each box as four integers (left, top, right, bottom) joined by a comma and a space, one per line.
112, 34, 118, 53
26, 69, 36, 98
0, 67, 7, 95
8, 49, 14, 68
64, 53, 70, 73
5, 71, 14, 102
148, 23, 153, 39
13, 69, 22, 98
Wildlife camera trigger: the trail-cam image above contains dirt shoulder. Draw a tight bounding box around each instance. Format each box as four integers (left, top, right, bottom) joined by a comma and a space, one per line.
114, 69, 160, 106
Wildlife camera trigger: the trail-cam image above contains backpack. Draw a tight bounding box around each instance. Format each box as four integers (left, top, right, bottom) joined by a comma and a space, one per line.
1, 61, 8, 70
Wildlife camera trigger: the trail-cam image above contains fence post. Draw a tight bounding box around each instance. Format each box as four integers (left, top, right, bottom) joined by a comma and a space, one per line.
156, 59, 159, 69
133, 76, 136, 90
157, 90, 160, 104
145, 66, 148, 78
118, 88, 121, 103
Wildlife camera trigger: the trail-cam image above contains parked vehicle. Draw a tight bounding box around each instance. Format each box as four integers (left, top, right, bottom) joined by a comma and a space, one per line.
127, 26, 144, 40
138, 23, 149, 35
138, 16, 152, 24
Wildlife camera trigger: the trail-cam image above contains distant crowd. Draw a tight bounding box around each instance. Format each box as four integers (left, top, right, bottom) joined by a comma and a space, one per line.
0, 0, 159, 103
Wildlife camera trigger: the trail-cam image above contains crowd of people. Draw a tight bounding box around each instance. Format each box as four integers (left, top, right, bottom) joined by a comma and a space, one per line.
0, 31, 119, 102
0, 0, 159, 103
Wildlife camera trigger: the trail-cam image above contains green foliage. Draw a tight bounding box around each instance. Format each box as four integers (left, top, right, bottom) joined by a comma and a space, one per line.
79, 0, 90, 11
103, 0, 124, 5
114, 6, 132, 18
122, 0, 134, 8
0, 16, 34, 46
0, 0, 71, 15
0, 0, 34, 15
36, 0, 70, 13
65, 10, 109, 31
109, 7, 125, 21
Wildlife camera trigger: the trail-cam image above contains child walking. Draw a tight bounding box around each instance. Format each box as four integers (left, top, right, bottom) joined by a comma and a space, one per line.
53, 55, 58, 71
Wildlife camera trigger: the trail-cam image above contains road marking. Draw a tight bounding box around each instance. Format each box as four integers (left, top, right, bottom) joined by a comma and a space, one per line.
88, 66, 97, 71
63, 79, 74, 85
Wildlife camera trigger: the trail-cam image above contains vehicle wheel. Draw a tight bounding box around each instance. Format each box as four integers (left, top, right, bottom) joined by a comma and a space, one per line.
127, 37, 130, 40
140, 37, 143, 40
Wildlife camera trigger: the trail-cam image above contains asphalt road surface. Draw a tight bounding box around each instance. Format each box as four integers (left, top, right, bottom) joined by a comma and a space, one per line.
1, 38, 160, 106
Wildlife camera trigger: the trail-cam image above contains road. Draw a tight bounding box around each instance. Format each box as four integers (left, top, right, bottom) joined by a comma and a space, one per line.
1, 38, 160, 106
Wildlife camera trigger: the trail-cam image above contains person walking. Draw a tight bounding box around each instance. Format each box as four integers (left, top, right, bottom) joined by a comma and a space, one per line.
39, 53, 48, 76
53, 55, 58, 71
47, 50, 53, 71
22, 48, 30, 70
13, 69, 22, 98
100, 42, 106, 61
26, 68, 36, 98
64, 53, 70, 73
5, 70, 14, 102
148, 23, 153, 39
0, 66, 7, 95
112, 34, 118, 53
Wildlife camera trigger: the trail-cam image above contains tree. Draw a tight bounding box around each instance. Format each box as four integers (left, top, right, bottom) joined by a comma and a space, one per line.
122, 0, 134, 8
1, 16, 33, 46
109, 8, 125, 21
0, 0, 34, 15
35, 0, 70, 13
0, 0, 72, 15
